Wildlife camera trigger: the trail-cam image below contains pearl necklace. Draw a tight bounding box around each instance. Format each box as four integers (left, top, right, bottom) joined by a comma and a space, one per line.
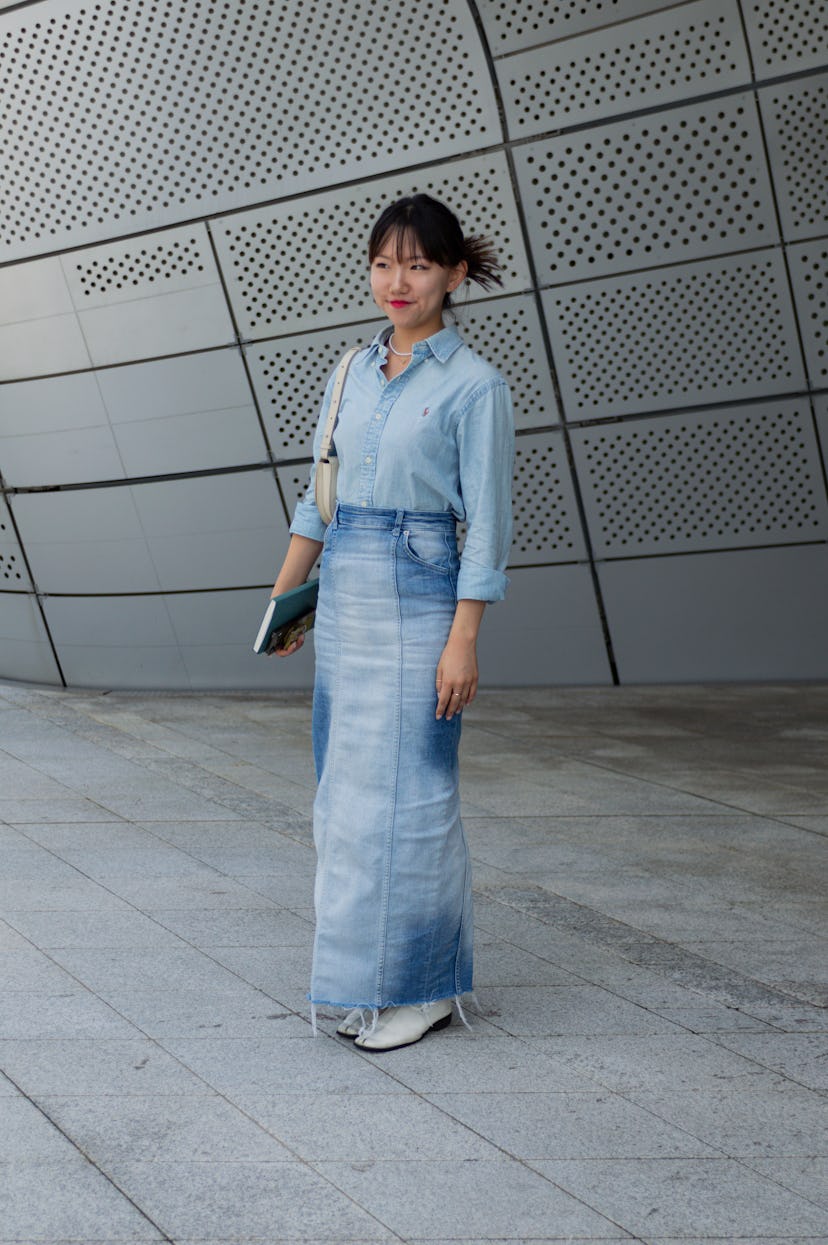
388, 334, 413, 358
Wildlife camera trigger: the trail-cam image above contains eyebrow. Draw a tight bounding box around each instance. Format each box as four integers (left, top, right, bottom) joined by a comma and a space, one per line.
375, 252, 429, 262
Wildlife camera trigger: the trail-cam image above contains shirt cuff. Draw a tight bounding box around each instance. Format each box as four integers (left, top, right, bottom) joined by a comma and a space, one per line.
289, 499, 328, 543
456, 559, 509, 603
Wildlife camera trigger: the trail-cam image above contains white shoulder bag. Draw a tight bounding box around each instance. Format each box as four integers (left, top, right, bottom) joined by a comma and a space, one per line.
314, 346, 361, 525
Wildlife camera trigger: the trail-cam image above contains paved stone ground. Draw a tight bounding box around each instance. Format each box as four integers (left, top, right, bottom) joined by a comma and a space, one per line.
0, 679, 826, 1245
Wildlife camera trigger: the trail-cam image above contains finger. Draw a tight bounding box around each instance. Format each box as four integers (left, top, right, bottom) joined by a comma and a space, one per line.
275, 634, 305, 658
466, 678, 478, 706
444, 688, 466, 721
436, 683, 455, 720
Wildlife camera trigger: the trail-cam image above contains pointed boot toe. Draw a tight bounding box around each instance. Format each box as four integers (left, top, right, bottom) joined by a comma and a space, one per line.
354, 999, 453, 1052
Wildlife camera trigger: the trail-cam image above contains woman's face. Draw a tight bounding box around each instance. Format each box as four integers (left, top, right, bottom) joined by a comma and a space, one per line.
370, 232, 467, 339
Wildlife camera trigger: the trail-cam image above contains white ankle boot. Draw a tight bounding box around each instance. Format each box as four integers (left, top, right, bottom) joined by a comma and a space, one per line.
354, 999, 453, 1052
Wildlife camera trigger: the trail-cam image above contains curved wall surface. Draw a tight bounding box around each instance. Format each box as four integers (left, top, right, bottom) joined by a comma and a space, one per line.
0, 0, 827, 689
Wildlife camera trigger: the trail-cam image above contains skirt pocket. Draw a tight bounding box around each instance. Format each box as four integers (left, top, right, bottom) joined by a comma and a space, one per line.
401, 526, 453, 574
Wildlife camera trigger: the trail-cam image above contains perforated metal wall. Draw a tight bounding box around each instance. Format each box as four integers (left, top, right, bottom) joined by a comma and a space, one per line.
500, 1, 751, 135
571, 401, 828, 557
1, 0, 826, 690
761, 74, 828, 241
0, 0, 499, 262
515, 94, 775, 281
545, 252, 805, 416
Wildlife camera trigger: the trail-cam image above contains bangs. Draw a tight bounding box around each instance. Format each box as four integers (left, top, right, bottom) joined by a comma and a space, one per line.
368, 196, 464, 269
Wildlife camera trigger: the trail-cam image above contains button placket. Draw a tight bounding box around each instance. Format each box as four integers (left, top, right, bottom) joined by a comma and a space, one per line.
357, 359, 421, 507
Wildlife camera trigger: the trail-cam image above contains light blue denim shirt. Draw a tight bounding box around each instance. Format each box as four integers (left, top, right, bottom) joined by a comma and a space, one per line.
290, 324, 515, 601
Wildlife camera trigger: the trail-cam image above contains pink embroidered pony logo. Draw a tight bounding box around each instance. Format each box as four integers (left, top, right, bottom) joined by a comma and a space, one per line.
422, 407, 430, 418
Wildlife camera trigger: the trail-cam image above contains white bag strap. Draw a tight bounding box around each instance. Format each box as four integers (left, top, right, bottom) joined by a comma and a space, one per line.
319, 346, 361, 462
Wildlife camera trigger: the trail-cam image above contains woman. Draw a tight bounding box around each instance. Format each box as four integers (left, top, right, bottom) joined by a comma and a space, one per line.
270, 193, 514, 1051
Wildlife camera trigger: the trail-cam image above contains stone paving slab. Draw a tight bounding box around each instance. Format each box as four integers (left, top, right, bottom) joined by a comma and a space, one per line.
0, 680, 826, 1244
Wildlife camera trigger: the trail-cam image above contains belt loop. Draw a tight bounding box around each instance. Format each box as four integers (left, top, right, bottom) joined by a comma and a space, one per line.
331, 502, 340, 529
393, 508, 405, 536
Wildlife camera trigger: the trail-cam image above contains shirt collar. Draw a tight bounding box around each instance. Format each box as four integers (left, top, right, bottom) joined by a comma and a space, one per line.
369, 323, 464, 364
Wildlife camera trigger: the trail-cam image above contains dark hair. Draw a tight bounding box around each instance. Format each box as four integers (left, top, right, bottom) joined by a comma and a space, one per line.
368, 193, 504, 309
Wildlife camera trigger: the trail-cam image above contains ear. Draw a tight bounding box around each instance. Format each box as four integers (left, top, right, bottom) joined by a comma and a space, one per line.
447, 260, 468, 293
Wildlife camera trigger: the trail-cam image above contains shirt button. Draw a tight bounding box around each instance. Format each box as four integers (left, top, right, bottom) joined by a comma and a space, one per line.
361, 501, 368, 507
375, 413, 382, 421
364, 455, 373, 464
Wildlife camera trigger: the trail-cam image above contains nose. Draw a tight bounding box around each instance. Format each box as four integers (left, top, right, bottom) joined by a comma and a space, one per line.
390, 265, 410, 292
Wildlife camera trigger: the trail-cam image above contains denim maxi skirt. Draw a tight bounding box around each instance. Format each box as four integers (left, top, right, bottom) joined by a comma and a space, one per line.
309, 503, 474, 1011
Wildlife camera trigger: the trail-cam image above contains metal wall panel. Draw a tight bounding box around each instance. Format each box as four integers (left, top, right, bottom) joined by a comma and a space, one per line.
515, 93, 777, 284
0, 313, 91, 381
760, 74, 828, 241
599, 545, 828, 681
0, 0, 499, 263
213, 154, 530, 340
511, 431, 587, 566
0, 255, 74, 324
500, 0, 750, 137
165, 588, 316, 690
0, 495, 31, 592
460, 296, 561, 431
571, 399, 828, 558
788, 241, 828, 386
0, 593, 62, 687
43, 596, 189, 690
477, 564, 613, 686
544, 251, 805, 418
129, 470, 289, 592
10, 489, 160, 595
475, 0, 672, 55
60, 226, 220, 310
96, 349, 266, 477
741, 0, 828, 76
0, 372, 123, 487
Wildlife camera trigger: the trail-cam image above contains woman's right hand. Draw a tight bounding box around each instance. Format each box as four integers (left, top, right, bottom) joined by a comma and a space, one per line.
272, 634, 305, 659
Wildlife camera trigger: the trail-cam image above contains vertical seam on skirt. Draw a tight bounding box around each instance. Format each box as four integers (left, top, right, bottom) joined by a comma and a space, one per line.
373, 526, 404, 1006
309, 551, 342, 1008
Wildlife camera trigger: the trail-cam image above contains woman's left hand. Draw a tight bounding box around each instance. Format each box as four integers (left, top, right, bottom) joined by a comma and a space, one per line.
436, 635, 479, 721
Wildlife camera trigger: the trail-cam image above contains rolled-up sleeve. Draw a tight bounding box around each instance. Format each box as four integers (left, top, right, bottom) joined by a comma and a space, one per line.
455, 378, 514, 602
289, 372, 335, 542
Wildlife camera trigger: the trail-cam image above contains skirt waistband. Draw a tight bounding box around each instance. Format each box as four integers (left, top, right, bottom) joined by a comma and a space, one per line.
333, 503, 456, 532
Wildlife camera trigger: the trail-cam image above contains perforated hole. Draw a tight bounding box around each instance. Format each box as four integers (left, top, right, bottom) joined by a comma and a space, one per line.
763, 76, 828, 239
477, 0, 666, 54
742, 0, 828, 73
217, 157, 523, 338
505, 11, 746, 136
577, 405, 825, 555
519, 98, 770, 280
0, 0, 494, 255
791, 244, 828, 382
511, 435, 581, 562
549, 255, 800, 415
75, 237, 205, 295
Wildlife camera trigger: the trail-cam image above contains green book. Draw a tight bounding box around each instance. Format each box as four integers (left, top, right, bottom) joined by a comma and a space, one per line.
253, 579, 320, 655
